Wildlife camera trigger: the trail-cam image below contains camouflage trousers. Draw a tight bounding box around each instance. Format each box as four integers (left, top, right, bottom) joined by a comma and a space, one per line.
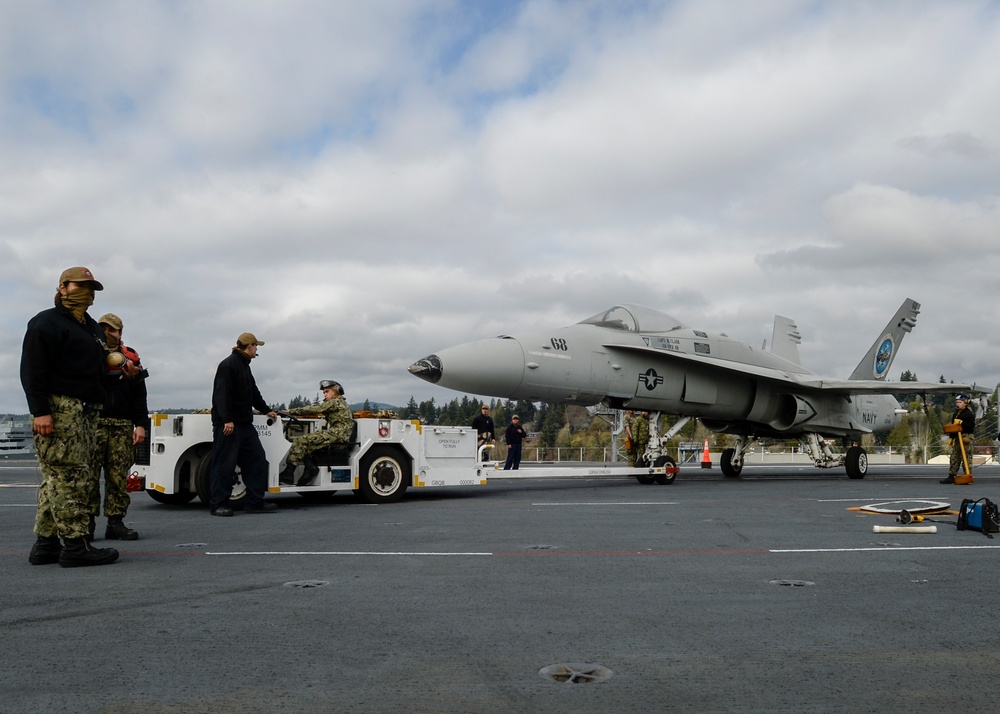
34, 394, 100, 540
630, 423, 649, 466
949, 435, 973, 475
90, 418, 135, 519
287, 430, 346, 465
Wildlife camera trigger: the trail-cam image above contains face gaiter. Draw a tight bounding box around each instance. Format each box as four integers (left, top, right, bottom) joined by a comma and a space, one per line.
104, 330, 121, 350
57, 286, 95, 323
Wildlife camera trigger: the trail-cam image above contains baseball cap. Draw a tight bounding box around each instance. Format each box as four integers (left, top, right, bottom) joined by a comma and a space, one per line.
237, 332, 265, 347
59, 266, 104, 290
98, 313, 123, 330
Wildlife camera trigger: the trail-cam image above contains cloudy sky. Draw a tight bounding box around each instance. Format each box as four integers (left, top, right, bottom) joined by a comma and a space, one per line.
2, 0, 998, 415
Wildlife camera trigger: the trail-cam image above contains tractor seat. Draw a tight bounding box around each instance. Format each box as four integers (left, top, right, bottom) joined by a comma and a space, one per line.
309, 421, 359, 467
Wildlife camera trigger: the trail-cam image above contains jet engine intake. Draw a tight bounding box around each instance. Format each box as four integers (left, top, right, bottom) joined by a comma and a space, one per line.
770, 394, 817, 431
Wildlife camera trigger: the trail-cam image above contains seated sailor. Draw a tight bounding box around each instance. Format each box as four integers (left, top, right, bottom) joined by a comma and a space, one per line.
279, 380, 353, 486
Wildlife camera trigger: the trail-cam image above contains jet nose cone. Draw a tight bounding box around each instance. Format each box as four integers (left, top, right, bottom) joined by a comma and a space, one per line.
409, 337, 526, 397
408, 355, 443, 384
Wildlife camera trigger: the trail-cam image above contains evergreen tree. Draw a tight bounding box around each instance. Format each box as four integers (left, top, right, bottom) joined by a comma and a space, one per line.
514, 399, 537, 424
418, 398, 437, 423
930, 375, 950, 409
403, 396, 419, 419
897, 370, 918, 404
539, 404, 566, 447
886, 415, 911, 461
440, 399, 458, 425
492, 400, 507, 431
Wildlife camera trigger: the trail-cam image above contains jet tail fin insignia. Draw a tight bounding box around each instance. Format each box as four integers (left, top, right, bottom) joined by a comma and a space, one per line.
848, 298, 920, 381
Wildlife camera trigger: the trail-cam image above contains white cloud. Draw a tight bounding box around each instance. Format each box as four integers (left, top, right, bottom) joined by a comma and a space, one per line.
1, 0, 998, 415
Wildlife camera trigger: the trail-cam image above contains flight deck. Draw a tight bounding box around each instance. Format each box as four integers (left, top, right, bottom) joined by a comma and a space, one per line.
2, 461, 997, 712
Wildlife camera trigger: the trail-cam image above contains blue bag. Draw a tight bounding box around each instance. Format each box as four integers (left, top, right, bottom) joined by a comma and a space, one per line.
957, 498, 1000, 538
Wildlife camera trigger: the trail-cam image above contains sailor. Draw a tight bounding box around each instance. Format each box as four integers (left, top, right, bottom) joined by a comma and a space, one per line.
471, 404, 496, 455
624, 411, 636, 466
90, 313, 150, 540
278, 380, 354, 486
503, 414, 527, 470
209, 333, 279, 516
940, 393, 975, 484
632, 412, 650, 466
21, 267, 120, 567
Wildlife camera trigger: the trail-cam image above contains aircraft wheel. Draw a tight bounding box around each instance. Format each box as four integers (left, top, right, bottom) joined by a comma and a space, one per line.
635, 470, 656, 485
358, 446, 410, 503
145, 489, 197, 505
653, 455, 677, 484
194, 452, 248, 507
845, 446, 868, 479
720, 448, 743, 478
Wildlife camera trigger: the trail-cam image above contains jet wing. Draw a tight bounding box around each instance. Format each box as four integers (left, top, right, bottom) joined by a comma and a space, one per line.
605, 343, 986, 395
783, 377, 987, 395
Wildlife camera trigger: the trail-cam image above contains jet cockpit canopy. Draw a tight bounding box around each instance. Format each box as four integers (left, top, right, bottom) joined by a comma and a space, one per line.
578, 304, 683, 333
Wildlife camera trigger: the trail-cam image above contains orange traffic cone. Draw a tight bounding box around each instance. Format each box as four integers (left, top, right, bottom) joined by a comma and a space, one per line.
701, 439, 712, 469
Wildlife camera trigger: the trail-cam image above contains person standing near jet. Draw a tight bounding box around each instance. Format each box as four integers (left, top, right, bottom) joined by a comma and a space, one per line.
940, 393, 975, 484
471, 404, 495, 456
278, 380, 353, 486
624, 410, 636, 465
503, 414, 527, 470
209, 332, 279, 516
90, 313, 149, 541
21, 266, 120, 567
632, 412, 650, 466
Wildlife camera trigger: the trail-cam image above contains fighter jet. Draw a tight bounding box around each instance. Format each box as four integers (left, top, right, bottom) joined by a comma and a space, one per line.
409, 298, 984, 479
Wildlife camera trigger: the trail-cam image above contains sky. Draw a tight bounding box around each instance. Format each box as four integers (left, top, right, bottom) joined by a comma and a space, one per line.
2, 0, 998, 415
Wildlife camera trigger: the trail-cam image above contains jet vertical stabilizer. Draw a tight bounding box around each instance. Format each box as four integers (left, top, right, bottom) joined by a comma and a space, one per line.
770, 315, 802, 365
847, 298, 920, 381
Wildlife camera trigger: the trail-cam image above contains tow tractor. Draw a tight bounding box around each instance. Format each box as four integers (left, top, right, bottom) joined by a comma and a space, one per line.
132, 411, 675, 507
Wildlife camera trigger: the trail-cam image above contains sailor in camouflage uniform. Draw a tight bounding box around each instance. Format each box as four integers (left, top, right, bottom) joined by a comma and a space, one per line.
20, 267, 120, 567
90, 313, 150, 540
632, 412, 650, 466
624, 411, 636, 466
279, 380, 354, 486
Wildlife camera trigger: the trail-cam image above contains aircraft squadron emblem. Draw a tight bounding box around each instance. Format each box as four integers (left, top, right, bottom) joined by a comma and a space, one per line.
873, 336, 894, 379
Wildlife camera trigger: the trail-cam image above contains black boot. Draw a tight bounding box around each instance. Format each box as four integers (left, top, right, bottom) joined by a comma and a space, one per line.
297, 457, 320, 486
105, 517, 139, 540
86, 515, 96, 543
939, 474, 956, 484
279, 462, 297, 485
28, 535, 62, 565
58, 538, 119, 568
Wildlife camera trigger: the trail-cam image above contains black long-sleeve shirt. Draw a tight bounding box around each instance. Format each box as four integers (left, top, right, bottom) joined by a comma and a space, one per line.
471, 414, 495, 440
20, 304, 106, 416
211, 350, 270, 425
952, 405, 975, 435
505, 422, 526, 445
